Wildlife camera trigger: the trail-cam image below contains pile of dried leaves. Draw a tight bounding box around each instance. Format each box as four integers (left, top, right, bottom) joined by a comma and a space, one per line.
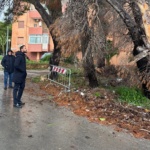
26, 79, 150, 140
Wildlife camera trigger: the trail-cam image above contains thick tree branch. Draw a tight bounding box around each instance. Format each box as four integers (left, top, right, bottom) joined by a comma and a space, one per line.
29, 0, 52, 27
106, 0, 141, 47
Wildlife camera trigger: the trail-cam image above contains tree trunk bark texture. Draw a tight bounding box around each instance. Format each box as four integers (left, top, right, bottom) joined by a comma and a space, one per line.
106, 0, 150, 97
83, 44, 99, 88
30, 0, 52, 27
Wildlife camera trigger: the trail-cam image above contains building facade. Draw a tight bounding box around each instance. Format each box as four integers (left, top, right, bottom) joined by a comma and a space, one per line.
11, 4, 54, 60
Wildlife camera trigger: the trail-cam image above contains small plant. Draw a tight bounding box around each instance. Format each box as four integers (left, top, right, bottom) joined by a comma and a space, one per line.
93, 92, 101, 97
115, 86, 150, 109
105, 40, 118, 64
31, 76, 41, 83
64, 55, 75, 64
71, 68, 83, 76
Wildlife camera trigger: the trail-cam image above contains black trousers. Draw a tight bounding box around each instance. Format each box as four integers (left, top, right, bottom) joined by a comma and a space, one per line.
13, 81, 25, 105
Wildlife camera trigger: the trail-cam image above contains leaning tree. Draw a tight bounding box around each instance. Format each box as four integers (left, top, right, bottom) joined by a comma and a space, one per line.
0, 0, 103, 87
52, 0, 150, 93
49, 0, 107, 87
106, 0, 150, 97
1, 0, 150, 93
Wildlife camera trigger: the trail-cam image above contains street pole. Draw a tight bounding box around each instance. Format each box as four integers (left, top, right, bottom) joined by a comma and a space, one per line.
5, 26, 9, 55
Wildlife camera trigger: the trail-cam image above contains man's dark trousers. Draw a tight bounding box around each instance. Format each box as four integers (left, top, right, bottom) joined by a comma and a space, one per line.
13, 81, 25, 105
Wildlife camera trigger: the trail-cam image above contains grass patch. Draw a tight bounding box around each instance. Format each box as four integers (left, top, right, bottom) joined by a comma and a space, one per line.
0, 55, 3, 60
93, 92, 101, 98
70, 68, 87, 89
31, 76, 41, 83
26, 60, 49, 69
26, 60, 48, 64
115, 86, 150, 109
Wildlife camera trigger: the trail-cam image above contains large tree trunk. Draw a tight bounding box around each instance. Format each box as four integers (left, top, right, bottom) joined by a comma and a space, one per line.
49, 30, 61, 66
81, 31, 99, 87
106, 0, 150, 98
29, 0, 52, 27
30, 0, 62, 67
83, 46, 99, 88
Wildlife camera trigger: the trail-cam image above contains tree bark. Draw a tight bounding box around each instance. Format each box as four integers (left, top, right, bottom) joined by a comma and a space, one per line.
30, 0, 62, 68
81, 29, 99, 87
83, 44, 99, 88
29, 0, 52, 27
106, 0, 150, 97
49, 30, 61, 66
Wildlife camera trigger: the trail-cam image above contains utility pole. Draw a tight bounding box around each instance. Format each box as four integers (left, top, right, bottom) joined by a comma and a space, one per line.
5, 26, 9, 55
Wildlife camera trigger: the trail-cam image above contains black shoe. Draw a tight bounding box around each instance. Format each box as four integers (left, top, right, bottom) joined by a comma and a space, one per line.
19, 102, 25, 106
4, 87, 7, 90
13, 104, 22, 108
9, 86, 13, 88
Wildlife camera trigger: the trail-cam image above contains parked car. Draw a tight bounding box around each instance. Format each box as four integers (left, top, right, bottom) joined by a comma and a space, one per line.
40, 52, 52, 60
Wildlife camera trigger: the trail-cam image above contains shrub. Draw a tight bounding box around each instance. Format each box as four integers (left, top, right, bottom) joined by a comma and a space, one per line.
63, 55, 75, 64
115, 86, 150, 108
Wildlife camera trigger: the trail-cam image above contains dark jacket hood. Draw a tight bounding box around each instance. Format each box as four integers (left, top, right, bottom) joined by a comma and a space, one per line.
15, 51, 24, 56
7, 49, 13, 54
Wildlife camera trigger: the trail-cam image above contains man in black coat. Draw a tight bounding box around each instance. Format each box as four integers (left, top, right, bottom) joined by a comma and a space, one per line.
13, 45, 27, 108
1, 49, 15, 90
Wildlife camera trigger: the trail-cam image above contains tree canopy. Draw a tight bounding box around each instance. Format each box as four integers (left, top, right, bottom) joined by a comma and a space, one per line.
0, 22, 11, 55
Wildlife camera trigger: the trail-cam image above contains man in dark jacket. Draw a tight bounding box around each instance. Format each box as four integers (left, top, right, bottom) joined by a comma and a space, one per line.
1, 49, 15, 90
13, 45, 27, 108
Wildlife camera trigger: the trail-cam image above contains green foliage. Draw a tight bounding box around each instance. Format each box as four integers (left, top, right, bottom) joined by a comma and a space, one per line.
26, 60, 49, 69
105, 40, 118, 63
0, 55, 3, 60
0, 22, 12, 33
71, 68, 82, 75
115, 86, 150, 109
31, 76, 41, 83
64, 55, 75, 64
0, 33, 7, 55
70, 67, 87, 88
93, 92, 101, 97
0, 22, 12, 55
26, 60, 48, 64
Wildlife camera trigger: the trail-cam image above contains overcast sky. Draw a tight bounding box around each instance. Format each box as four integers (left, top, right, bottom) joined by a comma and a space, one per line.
0, 8, 6, 22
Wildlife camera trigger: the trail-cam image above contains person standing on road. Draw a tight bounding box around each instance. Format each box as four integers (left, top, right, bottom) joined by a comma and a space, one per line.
1, 49, 15, 90
13, 45, 27, 108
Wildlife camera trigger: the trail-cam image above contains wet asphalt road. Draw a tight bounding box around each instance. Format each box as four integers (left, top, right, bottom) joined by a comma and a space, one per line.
0, 70, 150, 150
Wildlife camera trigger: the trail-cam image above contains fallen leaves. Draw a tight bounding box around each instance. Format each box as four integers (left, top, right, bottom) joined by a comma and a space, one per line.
26, 79, 150, 140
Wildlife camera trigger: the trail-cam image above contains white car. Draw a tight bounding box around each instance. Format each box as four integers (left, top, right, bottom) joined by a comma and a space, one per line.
40, 52, 52, 60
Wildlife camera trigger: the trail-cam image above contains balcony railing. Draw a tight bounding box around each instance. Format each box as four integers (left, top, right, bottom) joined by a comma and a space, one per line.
28, 44, 50, 52
29, 27, 43, 34
28, 44, 42, 52
29, 11, 41, 19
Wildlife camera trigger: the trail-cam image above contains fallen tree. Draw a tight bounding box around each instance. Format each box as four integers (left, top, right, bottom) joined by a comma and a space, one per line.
106, 0, 150, 97
1, 0, 150, 95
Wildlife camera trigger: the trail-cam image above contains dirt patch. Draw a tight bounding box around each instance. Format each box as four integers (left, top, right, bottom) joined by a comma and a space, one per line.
25, 78, 150, 140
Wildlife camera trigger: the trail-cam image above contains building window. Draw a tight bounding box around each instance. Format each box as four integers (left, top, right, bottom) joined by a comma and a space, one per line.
34, 24, 37, 27
29, 35, 42, 44
18, 21, 24, 28
17, 37, 24, 45
42, 34, 49, 44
